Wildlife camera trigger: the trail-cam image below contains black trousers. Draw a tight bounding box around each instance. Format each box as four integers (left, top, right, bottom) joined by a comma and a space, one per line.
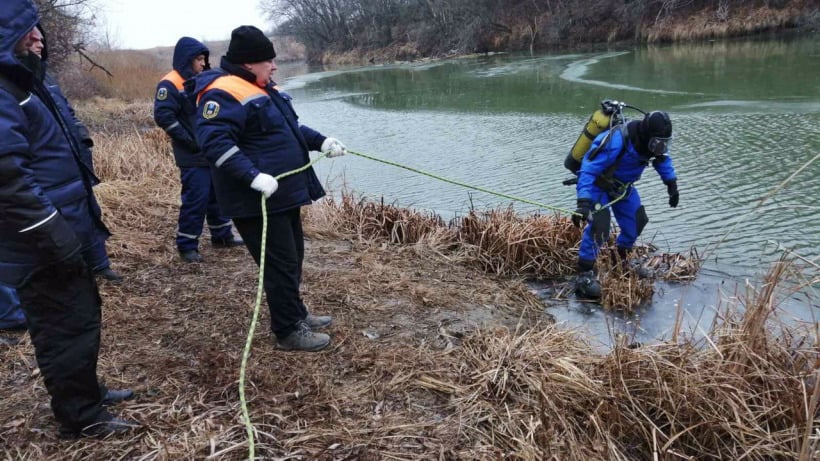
17, 255, 106, 431
233, 207, 308, 339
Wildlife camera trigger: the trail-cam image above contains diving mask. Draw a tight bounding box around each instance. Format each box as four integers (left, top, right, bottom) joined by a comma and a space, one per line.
648, 136, 672, 156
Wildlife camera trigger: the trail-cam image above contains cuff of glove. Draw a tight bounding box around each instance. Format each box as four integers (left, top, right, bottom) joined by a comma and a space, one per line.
320, 137, 334, 153
577, 198, 593, 208
664, 179, 678, 193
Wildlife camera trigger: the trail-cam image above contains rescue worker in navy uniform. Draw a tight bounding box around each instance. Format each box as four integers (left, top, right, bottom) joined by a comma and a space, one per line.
572, 110, 679, 299
154, 37, 242, 263
28, 26, 123, 282
0, 0, 137, 437
0, 285, 25, 331
192, 26, 346, 351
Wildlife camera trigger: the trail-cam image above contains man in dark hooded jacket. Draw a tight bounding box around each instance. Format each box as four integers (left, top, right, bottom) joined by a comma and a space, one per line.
154, 37, 242, 263
0, 0, 137, 438
27, 26, 122, 282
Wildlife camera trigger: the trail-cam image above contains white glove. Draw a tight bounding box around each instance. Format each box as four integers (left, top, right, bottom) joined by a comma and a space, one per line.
250, 173, 279, 198
320, 137, 346, 158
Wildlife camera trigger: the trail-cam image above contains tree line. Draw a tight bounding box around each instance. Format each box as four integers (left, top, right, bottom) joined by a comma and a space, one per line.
261, 0, 805, 61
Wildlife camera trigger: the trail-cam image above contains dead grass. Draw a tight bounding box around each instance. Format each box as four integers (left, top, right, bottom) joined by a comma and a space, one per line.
89, 50, 166, 102
73, 97, 157, 136
0, 100, 815, 460
645, 3, 811, 42
308, 193, 701, 311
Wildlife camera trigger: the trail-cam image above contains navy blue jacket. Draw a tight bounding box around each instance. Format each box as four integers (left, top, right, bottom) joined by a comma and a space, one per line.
0, 1, 104, 287
577, 125, 677, 201
153, 37, 209, 168
45, 72, 98, 183
192, 58, 326, 218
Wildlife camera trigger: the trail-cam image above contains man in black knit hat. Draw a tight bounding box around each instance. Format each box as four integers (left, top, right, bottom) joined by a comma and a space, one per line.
571, 110, 680, 299
191, 26, 346, 351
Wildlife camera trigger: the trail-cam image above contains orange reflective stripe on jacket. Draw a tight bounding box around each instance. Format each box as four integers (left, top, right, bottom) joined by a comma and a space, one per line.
197, 75, 267, 105
160, 70, 185, 90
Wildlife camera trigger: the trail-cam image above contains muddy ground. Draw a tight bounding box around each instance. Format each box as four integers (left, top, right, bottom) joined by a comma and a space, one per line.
0, 201, 549, 459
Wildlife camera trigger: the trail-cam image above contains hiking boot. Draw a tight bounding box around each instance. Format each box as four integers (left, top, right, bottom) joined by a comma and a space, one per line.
95, 267, 123, 283
575, 270, 602, 299
212, 237, 244, 248
276, 321, 330, 352
102, 389, 134, 406
59, 413, 140, 439
304, 313, 332, 330
179, 249, 203, 263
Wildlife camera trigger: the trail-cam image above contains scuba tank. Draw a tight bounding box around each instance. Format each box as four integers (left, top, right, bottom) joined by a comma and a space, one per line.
564, 100, 626, 174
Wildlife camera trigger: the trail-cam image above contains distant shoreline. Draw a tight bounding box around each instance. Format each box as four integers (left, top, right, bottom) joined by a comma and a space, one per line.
306, 2, 819, 66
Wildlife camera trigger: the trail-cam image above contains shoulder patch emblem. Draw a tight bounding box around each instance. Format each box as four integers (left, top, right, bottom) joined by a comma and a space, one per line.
156, 87, 167, 101
202, 101, 220, 119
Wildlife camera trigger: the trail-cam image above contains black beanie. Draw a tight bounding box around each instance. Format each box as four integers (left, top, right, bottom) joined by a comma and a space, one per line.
641, 111, 672, 138
225, 26, 276, 64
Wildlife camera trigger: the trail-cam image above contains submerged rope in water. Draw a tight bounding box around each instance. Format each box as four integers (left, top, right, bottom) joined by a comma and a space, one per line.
238, 153, 328, 460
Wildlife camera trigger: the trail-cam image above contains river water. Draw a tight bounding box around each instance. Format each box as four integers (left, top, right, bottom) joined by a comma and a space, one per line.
278, 35, 819, 347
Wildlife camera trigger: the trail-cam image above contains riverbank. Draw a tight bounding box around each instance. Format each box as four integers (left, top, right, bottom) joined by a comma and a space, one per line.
313, 1, 819, 65
0, 99, 816, 459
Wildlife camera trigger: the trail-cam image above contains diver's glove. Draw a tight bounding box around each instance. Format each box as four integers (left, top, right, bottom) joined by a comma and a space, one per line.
665, 180, 679, 208
572, 198, 594, 228
321, 137, 347, 158
250, 173, 279, 198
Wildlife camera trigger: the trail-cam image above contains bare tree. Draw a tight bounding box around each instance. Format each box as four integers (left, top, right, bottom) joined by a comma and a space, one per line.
35, 0, 96, 71
263, 0, 357, 56
260, 0, 774, 63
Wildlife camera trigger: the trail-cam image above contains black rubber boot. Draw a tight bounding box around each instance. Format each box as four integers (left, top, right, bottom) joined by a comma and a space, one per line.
617, 246, 652, 279
575, 270, 602, 299
575, 259, 602, 299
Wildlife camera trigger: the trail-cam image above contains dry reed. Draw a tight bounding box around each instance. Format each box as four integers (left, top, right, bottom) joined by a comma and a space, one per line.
644, 3, 809, 42
88, 50, 166, 102
308, 192, 701, 311
457, 207, 580, 278
1, 100, 813, 460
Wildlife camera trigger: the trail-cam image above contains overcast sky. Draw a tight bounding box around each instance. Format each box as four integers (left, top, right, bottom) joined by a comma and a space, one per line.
99, 0, 271, 50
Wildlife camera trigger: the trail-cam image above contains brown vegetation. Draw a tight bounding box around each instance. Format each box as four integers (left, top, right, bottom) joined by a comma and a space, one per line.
0, 100, 816, 459
58, 50, 166, 102
57, 36, 308, 102
309, 192, 700, 310
263, 0, 819, 64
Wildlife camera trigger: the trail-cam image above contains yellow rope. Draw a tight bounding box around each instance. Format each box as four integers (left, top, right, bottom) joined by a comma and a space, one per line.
347, 149, 581, 215
238, 153, 327, 460
236, 149, 625, 459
